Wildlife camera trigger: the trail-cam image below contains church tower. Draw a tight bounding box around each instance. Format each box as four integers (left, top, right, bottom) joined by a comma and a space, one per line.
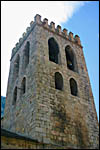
3, 14, 99, 149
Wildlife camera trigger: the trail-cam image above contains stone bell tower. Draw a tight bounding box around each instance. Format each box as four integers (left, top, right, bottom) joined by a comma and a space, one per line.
3, 14, 99, 149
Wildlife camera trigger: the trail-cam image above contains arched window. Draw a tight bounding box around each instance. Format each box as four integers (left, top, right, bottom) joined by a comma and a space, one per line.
21, 77, 26, 94
24, 41, 30, 68
48, 38, 61, 64
70, 78, 78, 96
14, 54, 20, 79
65, 45, 78, 72
12, 87, 17, 105
55, 72, 63, 90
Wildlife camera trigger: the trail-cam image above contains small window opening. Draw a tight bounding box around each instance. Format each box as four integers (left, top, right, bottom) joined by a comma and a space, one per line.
55, 72, 63, 90
12, 87, 17, 105
22, 77, 26, 94
14, 55, 20, 79
65, 45, 78, 72
70, 78, 78, 96
24, 41, 30, 68
48, 38, 61, 64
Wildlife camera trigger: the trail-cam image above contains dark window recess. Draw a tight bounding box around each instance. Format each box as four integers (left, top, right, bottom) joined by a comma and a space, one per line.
65, 45, 78, 72
55, 72, 63, 90
22, 77, 26, 94
14, 55, 20, 79
24, 41, 30, 68
70, 78, 78, 96
48, 38, 60, 64
12, 87, 17, 105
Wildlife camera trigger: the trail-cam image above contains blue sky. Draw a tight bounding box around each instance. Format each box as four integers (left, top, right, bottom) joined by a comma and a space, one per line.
1, 1, 99, 120
62, 1, 99, 120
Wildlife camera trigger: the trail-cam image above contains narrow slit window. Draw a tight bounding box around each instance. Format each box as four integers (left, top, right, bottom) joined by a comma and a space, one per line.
13, 55, 20, 79
22, 77, 26, 94
24, 41, 30, 68
12, 87, 17, 105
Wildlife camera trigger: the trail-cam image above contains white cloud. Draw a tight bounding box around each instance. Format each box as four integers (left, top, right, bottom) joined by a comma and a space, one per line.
1, 1, 87, 96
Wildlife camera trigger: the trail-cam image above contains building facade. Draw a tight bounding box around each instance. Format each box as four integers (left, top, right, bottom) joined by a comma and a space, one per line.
2, 14, 99, 149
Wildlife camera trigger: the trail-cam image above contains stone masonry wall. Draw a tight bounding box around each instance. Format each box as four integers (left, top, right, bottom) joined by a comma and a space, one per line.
3, 24, 39, 138
33, 24, 99, 149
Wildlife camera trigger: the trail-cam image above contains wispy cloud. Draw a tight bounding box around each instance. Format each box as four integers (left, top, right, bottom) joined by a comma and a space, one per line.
60, 1, 88, 24
1, 1, 88, 25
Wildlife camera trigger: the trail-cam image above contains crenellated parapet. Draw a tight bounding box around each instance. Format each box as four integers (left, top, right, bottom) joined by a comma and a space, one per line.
11, 14, 82, 60
11, 20, 35, 59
